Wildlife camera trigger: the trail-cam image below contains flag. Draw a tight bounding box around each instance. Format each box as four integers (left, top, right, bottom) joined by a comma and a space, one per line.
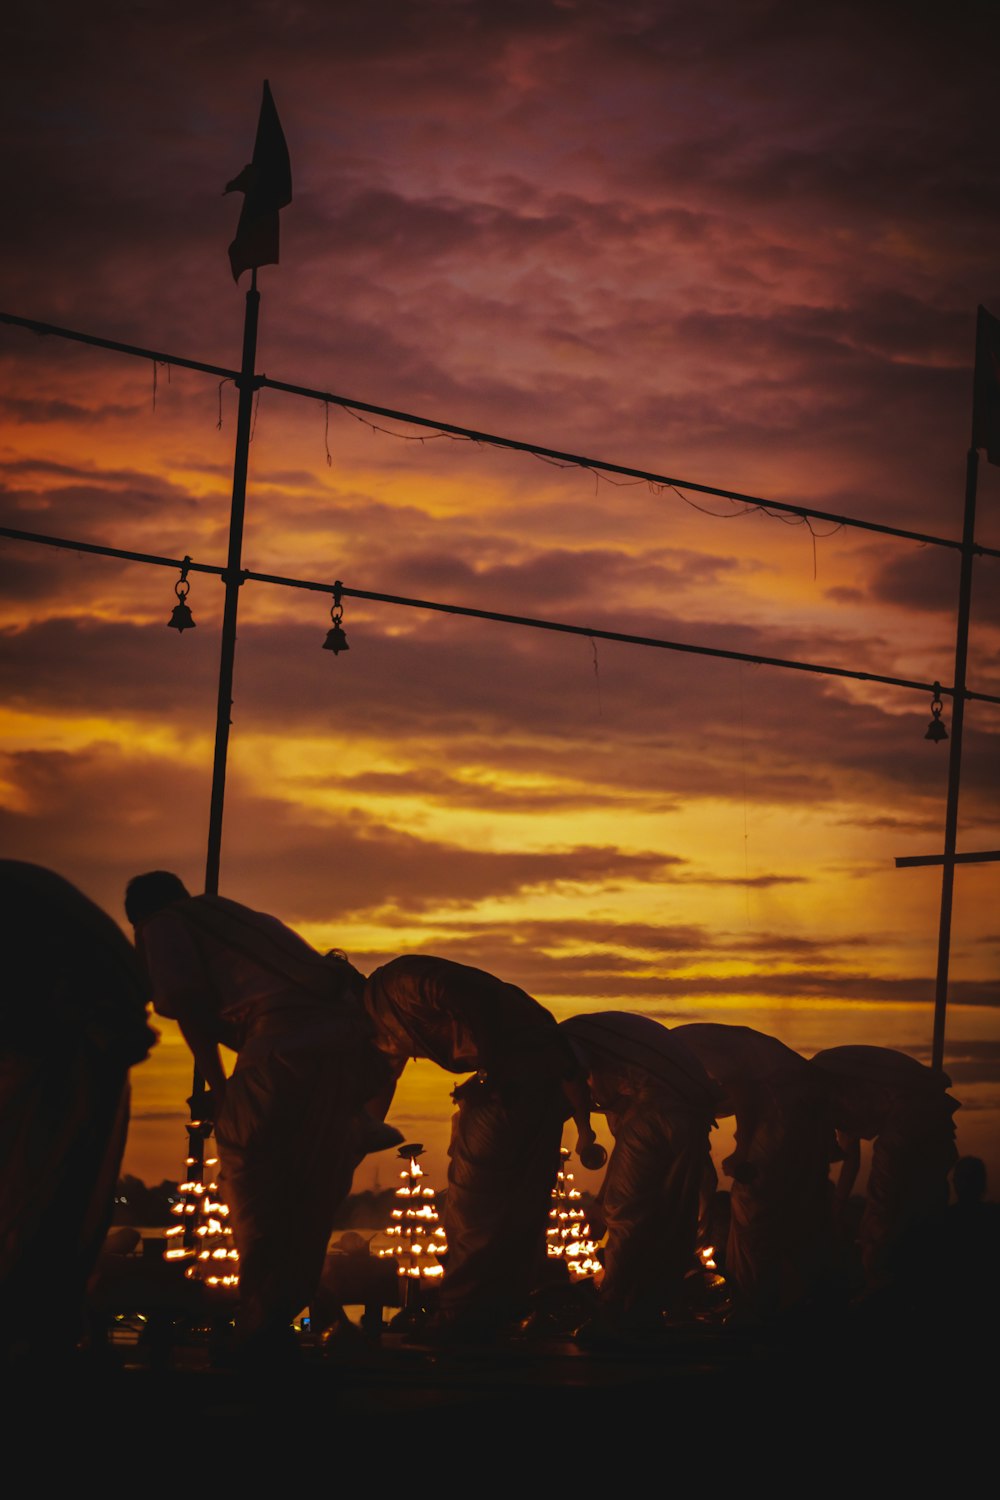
972, 304, 1000, 465
225, 81, 292, 283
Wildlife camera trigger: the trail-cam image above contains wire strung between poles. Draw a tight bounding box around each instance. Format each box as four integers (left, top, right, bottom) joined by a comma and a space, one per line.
3, 308, 998, 561
3, 522, 997, 707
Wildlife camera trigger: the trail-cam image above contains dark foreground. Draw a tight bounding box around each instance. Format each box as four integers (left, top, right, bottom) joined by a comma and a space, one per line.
16, 1304, 990, 1468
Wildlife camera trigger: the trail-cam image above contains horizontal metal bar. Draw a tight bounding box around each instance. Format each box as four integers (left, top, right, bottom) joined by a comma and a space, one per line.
0, 310, 237, 383
895, 850, 1000, 868
263, 372, 1000, 557
5, 522, 1000, 705
0, 525, 223, 576
4, 309, 998, 560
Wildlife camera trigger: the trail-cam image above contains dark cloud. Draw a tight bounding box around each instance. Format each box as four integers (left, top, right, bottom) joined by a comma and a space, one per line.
227, 824, 684, 920
361, 913, 864, 955
674, 872, 806, 888
353, 542, 744, 614
0, 395, 145, 424
0, 467, 219, 563
358, 915, 876, 995
935, 1039, 1000, 1085
836, 812, 944, 836
337, 767, 657, 814
1, 607, 995, 820
318, 188, 580, 268
0, 749, 213, 928
0, 744, 688, 921
661, 973, 999, 1006
347, 926, 999, 1008
866, 548, 1000, 626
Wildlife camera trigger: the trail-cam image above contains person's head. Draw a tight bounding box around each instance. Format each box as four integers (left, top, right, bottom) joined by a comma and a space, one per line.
124, 871, 190, 926
325, 948, 366, 1001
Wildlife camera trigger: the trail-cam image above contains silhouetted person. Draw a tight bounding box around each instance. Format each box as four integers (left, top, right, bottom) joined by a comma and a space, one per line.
953, 1154, 990, 1207
0, 862, 155, 1366
561, 1012, 719, 1332
125, 871, 390, 1362
943, 1157, 1000, 1324
363, 955, 575, 1338
896, 1156, 1000, 1338
674, 1022, 836, 1319
811, 1045, 959, 1290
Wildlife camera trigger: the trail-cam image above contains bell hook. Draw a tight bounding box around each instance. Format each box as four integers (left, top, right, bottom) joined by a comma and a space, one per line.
167, 564, 196, 632
322, 580, 349, 653
925, 681, 947, 742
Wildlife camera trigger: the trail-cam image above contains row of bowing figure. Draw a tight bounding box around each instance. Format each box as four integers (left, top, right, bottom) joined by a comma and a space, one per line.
0, 860, 965, 1364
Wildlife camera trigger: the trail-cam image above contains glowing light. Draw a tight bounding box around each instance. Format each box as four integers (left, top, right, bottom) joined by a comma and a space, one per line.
547, 1148, 601, 1280
384, 1145, 448, 1285
175, 1169, 240, 1288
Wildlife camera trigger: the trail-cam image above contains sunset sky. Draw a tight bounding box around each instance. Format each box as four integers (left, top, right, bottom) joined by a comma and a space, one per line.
1, 1, 998, 1194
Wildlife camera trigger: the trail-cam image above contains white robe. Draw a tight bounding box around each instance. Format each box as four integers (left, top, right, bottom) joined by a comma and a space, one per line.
562, 1012, 718, 1314
144, 896, 383, 1337
365, 956, 567, 1326
676, 1023, 836, 1316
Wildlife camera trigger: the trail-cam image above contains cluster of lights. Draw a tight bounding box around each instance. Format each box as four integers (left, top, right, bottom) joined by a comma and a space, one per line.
377, 1145, 446, 1281
547, 1149, 602, 1279
165, 1152, 240, 1288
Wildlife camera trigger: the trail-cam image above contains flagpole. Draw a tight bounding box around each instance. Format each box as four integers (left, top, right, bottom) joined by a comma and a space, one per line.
931, 443, 978, 1072
178, 81, 290, 1241
205, 266, 259, 897
185, 269, 260, 1191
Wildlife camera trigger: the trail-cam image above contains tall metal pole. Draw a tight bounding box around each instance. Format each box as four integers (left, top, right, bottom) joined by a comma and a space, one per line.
204, 271, 260, 896
931, 445, 979, 1072
184, 273, 260, 1210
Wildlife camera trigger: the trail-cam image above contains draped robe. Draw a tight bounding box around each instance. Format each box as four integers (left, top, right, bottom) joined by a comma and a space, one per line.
0, 861, 154, 1356
676, 1023, 836, 1317
365, 955, 567, 1327
142, 896, 384, 1337
811, 1045, 958, 1284
562, 1012, 718, 1316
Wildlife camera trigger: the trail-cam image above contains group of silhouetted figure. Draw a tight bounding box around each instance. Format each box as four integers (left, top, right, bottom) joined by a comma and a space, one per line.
2, 858, 996, 1371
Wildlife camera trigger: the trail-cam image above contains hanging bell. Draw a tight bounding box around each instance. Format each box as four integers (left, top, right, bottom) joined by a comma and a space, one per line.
925, 683, 947, 742
322, 620, 349, 654
168, 601, 196, 632
167, 574, 196, 632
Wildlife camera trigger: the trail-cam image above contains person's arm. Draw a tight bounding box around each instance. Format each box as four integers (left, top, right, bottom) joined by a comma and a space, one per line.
722, 1087, 759, 1182
178, 1016, 228, 1112
137, 912, 227, 1108
833, 1131, 861, 1218
562, 1074, 607, 1169
137, 912, 206, 1010
363, 1056, 405, 1122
